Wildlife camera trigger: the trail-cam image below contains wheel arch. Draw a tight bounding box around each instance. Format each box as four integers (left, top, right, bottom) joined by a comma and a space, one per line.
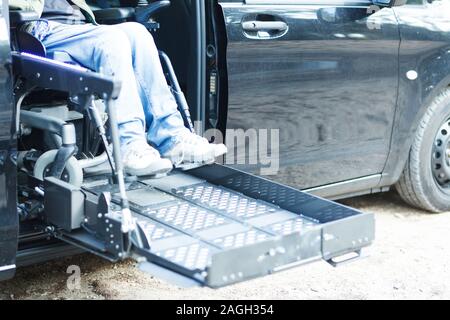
380, 72, 450, 188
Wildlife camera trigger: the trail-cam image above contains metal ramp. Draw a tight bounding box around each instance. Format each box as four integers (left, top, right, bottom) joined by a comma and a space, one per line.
80, 164, 374, 288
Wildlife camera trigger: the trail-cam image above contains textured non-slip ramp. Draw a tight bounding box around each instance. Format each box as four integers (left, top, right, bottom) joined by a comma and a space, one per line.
83, 164, 374, 287
172, 182, 319, 235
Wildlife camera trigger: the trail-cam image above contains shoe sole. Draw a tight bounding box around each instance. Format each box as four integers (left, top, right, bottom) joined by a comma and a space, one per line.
125, 161, 173, 177
163, 144, 228, 168
174, 147, 227, 170
175, 160, 214, 171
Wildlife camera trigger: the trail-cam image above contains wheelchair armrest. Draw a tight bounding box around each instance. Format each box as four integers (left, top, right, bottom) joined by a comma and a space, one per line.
16, 31, 46, 57
12, 52, 122, 100
135, 0, 171, 24
93, 7, 136, 23
9, 10, 40, 28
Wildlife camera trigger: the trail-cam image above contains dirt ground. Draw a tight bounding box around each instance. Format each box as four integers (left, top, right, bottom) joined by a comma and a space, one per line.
1, 190, 450, 300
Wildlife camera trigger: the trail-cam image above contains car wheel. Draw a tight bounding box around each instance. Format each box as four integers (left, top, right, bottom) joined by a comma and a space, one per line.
395, 88, 450, 213
34, 150, 83, 187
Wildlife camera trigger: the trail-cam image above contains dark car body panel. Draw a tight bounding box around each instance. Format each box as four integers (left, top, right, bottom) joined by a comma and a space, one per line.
221, 0, 401, 189
220, 0, 450, 196
380, 3, 450, 187
0, 0, 18, 281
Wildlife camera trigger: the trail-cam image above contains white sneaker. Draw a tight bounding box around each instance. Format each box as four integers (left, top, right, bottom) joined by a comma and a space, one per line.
122, 140, 173, 176
162, 132, 228, 165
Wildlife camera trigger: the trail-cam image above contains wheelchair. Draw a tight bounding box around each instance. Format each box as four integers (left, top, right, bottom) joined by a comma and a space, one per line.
11, 0, 194, 223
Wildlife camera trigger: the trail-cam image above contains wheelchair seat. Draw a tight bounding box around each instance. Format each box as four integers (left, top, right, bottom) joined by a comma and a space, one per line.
9, 10, 39, 27
13, 30, 77, 65
47, 51, 79, 65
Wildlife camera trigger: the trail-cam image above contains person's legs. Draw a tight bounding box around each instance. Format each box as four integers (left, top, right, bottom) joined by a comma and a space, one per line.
116, 22, 227, 164
114, 22, 189, 154
40, 22, 173, 175
42, 22, 146, 147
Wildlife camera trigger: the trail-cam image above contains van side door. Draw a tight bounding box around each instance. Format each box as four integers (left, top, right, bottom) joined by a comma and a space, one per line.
220, 0, 400, 193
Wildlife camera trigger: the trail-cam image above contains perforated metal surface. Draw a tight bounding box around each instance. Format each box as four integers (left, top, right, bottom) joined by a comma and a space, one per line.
266, 217, 318, 236
141, 199, 274, 250
310, 205, 358, 223
134, 216, 175, 241
171, 182, 321, 239
218, 174, 312, 207
213, 230, 269, 249
215, 173, 356, 222
175, 183, 285, 219
132, 213, 215, 271
156, 243, 212, 271
82, 167, 373, 287
146, 203, 229, 232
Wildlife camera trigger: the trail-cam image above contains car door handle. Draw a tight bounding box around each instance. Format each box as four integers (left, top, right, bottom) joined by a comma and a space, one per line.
242, 21, 288, 32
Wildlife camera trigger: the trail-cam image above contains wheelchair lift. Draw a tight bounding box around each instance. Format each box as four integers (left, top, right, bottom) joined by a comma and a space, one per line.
13, 41, 374, 289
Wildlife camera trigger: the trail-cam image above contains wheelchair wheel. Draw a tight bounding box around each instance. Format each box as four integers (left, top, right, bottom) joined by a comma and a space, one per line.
34, 150, 83, 187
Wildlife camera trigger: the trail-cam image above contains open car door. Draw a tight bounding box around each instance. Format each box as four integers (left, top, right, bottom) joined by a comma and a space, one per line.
0, 0, 18, 281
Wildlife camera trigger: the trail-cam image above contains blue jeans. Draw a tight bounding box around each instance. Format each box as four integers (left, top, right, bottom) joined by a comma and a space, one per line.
40, 21, 190, 153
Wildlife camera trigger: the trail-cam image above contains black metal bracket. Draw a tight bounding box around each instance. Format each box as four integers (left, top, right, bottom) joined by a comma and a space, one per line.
49, 144, 78, 179
159, 51, 194, 132
12, 52, 121, 99
326, 249, 365, 267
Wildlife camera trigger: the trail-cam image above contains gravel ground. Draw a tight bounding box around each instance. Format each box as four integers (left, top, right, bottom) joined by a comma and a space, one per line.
1, 191, 450, 300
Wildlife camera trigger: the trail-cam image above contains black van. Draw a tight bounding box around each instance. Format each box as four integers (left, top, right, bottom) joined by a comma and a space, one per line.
0, 0, 447, 287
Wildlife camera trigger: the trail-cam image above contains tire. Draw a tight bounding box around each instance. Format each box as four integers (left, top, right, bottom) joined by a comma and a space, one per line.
395, 88, 450, 213
34, 150, 83, 188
